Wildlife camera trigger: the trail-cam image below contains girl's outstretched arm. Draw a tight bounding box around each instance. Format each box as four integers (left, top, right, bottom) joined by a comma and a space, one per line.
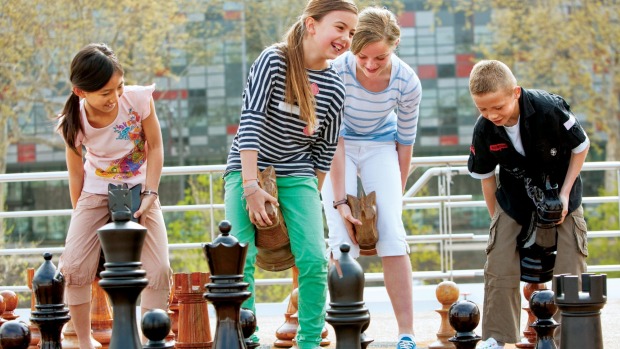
135, 98, 163, 224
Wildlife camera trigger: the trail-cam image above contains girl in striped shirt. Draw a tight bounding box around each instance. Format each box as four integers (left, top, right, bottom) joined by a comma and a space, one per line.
322, 7, 422, 349
224, 1, 358, 348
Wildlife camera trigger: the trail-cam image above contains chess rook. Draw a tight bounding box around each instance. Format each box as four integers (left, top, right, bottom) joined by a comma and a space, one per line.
554, 273, 606, 349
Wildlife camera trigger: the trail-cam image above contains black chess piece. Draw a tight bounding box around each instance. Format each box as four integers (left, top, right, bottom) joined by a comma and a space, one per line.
529, 289, 559, 349
203, 220, 252, 349
448, 300, 482, 349
30, 253, 71, 349
98, 184, 149, 349
554, 273, 606, 349
240, 308, 259, 349
142, 309, 174, 349
325, 244, 371, 349
0, 320, 31, 349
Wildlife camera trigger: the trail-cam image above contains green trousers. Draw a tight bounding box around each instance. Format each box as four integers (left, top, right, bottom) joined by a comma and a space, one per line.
224, 171, 328, 349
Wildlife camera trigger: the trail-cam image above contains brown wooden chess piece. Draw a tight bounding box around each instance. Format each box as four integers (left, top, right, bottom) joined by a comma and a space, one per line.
90, 278, 113, 348
255, 166, 295, 272
347, 191, 378, 256
430, 281, 459, 349
1, 290, 18, 322
0, 292, 6, 326
175, 272, 213, 349
167, 280, 179, 342
26, 268, 40, 349
274, 267, 299, 348
516, 283, 547, 348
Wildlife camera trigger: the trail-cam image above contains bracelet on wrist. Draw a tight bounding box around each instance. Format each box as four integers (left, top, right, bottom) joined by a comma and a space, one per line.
243, 178, 258, 185
332, 198, 348, 209
143, 190, 159, 197
243, 182, 259, 189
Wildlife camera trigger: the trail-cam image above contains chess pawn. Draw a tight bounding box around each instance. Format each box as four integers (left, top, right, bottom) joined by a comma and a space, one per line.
274, 285, 298, 347
429, 281, 459, 349
0, 294, 6, 326
26, 268, 40, 349
0, 320, 31, 349
90, 279, 113, 348
529, 289, 559, 349
448, 300, 482, 349
1, 290, 19, 322
240, 308, 259, 349
142, 309, 174, 349
516, 283, 547, 348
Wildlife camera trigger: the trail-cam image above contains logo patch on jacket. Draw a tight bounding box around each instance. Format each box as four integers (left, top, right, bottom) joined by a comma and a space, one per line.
490, 143, 508, 151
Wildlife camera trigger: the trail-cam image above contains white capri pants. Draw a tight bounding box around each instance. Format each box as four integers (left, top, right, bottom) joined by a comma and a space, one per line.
322, 140, 410, 260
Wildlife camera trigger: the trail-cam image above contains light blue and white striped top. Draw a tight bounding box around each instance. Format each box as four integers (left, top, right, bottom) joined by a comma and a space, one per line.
332, 51, 421, 145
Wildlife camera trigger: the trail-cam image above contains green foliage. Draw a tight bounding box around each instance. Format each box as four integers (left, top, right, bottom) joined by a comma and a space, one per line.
584, 188, 620, 277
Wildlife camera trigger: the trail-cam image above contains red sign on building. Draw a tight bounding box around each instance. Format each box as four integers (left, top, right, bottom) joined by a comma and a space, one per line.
18, 143, 36, 163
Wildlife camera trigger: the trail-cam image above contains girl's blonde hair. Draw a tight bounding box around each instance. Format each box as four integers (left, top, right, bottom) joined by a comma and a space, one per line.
469, 60, 517, 96
276, 0, 358, 130
351, 7, 400, 55
57, 43, 124, 155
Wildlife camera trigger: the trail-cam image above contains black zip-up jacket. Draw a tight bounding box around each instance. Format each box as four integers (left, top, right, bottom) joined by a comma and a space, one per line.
468, 88, 589, 225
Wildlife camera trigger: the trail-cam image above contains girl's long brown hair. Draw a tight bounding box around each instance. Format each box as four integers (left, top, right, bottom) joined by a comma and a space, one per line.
276, 0, 357, 131
57, 43, 124, 155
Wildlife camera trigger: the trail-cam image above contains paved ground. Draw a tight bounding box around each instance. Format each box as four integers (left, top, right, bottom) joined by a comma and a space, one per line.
252, 279, 620, 349
14, 279, 618, 348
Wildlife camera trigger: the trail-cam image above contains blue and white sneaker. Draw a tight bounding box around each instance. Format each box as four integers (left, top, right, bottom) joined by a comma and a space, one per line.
396, 335, 417, 349
477, 337, 504, 349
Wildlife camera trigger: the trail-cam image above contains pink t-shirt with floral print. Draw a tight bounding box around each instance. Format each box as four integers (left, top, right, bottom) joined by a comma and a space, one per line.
74, 84, 154, 195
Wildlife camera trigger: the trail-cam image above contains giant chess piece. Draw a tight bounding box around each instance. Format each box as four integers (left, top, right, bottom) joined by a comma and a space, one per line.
554, 273, 606, 349
0, 320, 31, 349
203, 220, 252, 349
529, 289, 559, 349
240, 308, 259, 349
430, 281, 459, 349
90, 278, 113, 348
98, 184, 149, 349
448, 300, 481, 349
174, 272, 212, 348
30, 253, 71, 349
325, 244, 371, 349
142, 309, 174, 349
26, 268, 40, 349
516, 283, 547, 348
1, 290, 19, 322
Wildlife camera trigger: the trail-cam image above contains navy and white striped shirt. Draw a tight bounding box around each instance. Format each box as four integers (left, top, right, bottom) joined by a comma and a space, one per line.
226, 46, 346, 177
332, 51, 421, 145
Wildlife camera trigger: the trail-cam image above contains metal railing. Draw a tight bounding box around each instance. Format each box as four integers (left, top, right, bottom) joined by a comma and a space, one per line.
1, 156, 619, 292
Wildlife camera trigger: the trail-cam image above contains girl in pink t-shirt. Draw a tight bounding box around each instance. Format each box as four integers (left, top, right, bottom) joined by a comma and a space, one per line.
56, 43, 170, 348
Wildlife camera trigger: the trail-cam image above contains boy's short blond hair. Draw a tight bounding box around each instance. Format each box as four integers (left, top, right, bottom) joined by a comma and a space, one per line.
469, 60, 517, 96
